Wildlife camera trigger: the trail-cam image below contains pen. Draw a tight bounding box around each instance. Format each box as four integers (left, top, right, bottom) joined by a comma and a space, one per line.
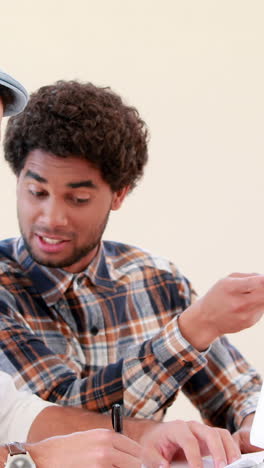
111, 403, 123, 433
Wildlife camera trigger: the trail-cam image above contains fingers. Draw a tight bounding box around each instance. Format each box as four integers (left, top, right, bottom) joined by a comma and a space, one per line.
141, 444, 170, 468
188, 423, 227, 468
84, 446, 141, 468
81, 430, 142, 467
89, 431, 142, 468
220, 274, 264, 331
228, 273, 260, 279
112, 432, 141, 458
110, 447, 142, 468
177, 429, 203, 468
143, 421, 204, 468
190, 423, 241, 467
217, 428, 241, 464
227, 274, 264, 294
141, 421, 241, 468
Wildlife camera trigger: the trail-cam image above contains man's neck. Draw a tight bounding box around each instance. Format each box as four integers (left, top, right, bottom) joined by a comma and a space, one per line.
63, 244, 100, 274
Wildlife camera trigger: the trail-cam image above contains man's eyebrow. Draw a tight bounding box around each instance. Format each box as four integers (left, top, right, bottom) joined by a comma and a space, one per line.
25, 170, 47, 183
24, 171, 98, 189
67, 180, 98, 189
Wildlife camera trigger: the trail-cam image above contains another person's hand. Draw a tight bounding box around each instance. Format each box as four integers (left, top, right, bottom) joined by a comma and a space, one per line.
140, 420, 241, 468
232, 414, 262, 454
27, 428, 141, 468
179, 273, 264, 350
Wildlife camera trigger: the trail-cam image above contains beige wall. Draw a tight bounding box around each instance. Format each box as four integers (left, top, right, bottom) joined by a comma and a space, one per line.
1, 0, 264, 421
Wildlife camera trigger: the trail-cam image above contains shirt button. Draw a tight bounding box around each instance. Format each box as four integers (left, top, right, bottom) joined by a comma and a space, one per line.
90, 326, 99, 335
183, 361, 193, 368
77, 276, 84, 286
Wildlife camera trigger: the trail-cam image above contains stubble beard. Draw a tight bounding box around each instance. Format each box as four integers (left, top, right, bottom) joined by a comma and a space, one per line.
19, 211, 111, 269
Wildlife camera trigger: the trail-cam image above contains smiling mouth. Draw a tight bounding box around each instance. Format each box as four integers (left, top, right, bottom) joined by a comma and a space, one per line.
41, 236, 65, 245
35, 234, 71, 253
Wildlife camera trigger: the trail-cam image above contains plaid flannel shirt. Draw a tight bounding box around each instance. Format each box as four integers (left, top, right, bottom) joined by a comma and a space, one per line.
0, 237, 261, 430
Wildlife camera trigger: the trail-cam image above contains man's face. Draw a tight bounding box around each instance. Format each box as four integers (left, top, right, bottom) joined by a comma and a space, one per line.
17, 149, 128, 273
0, 98, 4, 138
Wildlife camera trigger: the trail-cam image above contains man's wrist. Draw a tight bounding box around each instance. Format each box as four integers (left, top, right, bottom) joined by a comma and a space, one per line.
178, 302, 218, 351
0, 444, 37, 467
23, 442, 43, 467
125, 416, 157, 442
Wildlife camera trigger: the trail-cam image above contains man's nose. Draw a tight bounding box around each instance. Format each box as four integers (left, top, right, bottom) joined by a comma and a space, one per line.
39, 199, 68, 229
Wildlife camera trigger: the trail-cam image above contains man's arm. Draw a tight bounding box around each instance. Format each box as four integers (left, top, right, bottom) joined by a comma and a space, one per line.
0, 430, 142, 468
0, 291, 208, 418
177, 273, 264, 431
0, 272, 263, 422
28, 408, 244, 468
27, 405, 155, 443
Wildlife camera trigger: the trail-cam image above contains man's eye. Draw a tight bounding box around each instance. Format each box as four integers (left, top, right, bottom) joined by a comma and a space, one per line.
29, 189, 46, 198
73, 197, 90, 204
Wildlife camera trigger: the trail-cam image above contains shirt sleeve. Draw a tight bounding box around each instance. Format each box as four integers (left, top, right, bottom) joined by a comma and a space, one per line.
0, 282, 207, 417
181, 336, 262, 432
0, 371, 55, 443
0, 305, 209, 418
122, 321, 261, 427
122, 315, 209, 417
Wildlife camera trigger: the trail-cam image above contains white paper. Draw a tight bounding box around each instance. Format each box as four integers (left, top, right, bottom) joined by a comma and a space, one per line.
168, 451, 264, 468
225, 452, 264, 468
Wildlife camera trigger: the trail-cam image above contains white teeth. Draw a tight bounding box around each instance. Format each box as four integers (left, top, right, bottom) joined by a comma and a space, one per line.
42, 236, 62, 244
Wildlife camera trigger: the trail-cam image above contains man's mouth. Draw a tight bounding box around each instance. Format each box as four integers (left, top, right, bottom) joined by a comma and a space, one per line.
41, 236, 65, 245
35, 234, 71, 253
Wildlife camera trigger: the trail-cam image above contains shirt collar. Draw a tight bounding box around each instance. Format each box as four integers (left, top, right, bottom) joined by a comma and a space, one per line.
15, 238, 116, 307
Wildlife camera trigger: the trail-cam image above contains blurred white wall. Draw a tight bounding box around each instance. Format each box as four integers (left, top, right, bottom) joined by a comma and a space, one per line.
1, 0, 264, 422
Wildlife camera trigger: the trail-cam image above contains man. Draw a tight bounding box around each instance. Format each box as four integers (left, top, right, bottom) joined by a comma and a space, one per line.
0, 78, 263, 465
0, 71, 245, 468
0, 69, 144, 468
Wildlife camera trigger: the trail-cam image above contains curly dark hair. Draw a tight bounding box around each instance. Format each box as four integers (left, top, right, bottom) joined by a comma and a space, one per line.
4, 80, 149, 191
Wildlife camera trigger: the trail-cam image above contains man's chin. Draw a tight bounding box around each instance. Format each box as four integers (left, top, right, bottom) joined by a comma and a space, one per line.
27, 246, 71, 268
29, 249, 87, 270
30, 253, 68, 269
23, 236, 100, 271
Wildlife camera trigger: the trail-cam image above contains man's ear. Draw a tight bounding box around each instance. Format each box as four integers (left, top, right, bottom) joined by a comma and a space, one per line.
111, 185, 130, 211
